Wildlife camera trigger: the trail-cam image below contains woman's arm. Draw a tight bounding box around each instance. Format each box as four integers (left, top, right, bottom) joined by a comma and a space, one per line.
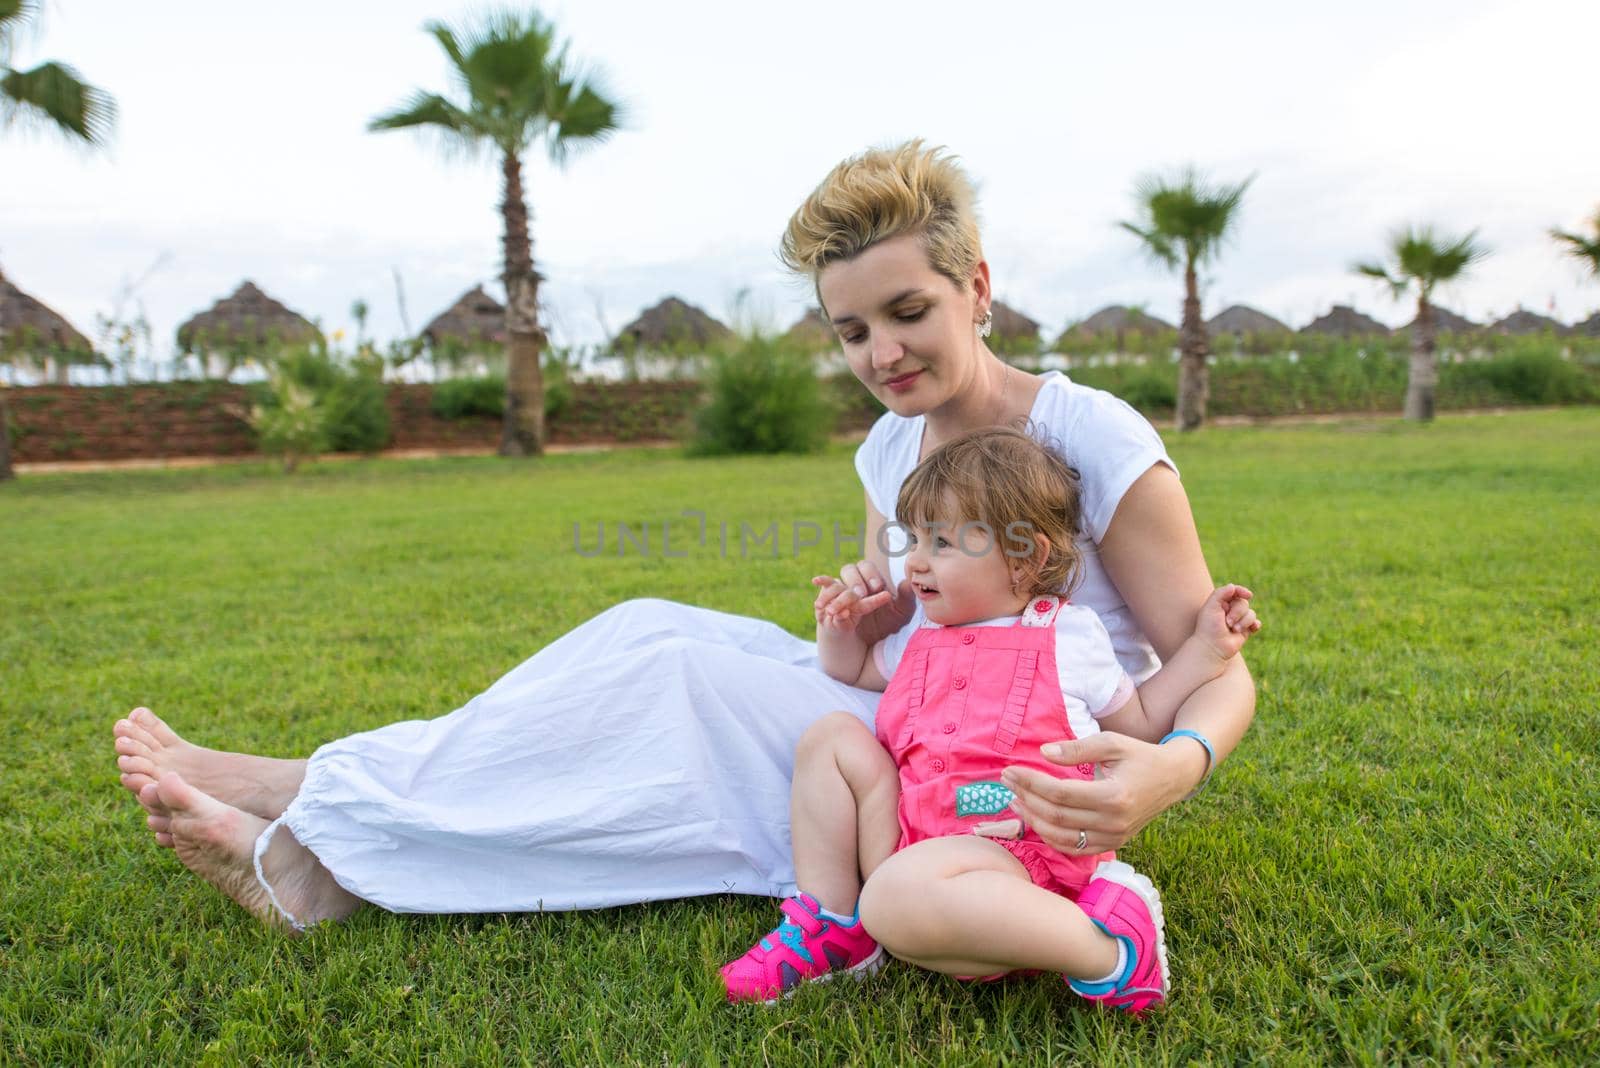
1002, 464, 1257, 853
1100, 465, 1256, 766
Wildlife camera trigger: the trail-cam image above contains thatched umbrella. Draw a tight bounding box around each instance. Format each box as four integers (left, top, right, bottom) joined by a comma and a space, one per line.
422, 285, 507, 349
616, 296, 731, 350
1207, 304, 1291, 337
176, 281, 320, 351
784, 307, 836, 351
1299, 305, 1390, 337
1573, 311, 1600, 338
0, 265, 94, 355
1402, 306, 1478, 334
1488, 308, 1568, 336
1069, 305, 1176, 337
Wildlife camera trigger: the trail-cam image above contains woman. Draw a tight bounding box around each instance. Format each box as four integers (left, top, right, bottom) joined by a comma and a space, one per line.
114, 141, 1255, 930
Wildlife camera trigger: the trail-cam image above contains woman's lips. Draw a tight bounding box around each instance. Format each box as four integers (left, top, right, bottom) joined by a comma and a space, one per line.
885, 370, 923, 394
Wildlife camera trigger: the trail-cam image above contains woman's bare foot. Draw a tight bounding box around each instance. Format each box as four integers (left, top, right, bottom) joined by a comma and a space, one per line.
139, 772, 362, 932
114, 707, 307, 820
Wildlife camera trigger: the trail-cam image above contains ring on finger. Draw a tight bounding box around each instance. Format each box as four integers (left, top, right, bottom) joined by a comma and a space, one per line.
1075, 829, 1089, 851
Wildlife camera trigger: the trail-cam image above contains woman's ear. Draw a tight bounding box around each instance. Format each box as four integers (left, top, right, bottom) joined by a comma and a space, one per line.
970, 260, 992, 319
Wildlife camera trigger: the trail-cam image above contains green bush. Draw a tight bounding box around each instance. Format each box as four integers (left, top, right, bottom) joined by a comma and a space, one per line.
431, 355, 575, 424
323, 368, 389, 453
691, 334, 835, 455
432, 375, 505, 419
1111, 368, 1178, 412
248, 369, 328, 473
1062, 361, 1180, 412
1442, 344, 1599, 405
542, 349, 576, 423
252, 346, 390, 453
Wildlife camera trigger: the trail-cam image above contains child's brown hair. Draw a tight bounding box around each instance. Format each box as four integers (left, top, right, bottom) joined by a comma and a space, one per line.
895, 425, 1084, 598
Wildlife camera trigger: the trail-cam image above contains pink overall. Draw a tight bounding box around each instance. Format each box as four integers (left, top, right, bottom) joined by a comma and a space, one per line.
874, 594, 1113, 897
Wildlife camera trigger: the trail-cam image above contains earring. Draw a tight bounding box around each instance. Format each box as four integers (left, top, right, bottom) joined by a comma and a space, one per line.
978, 309, 993, 338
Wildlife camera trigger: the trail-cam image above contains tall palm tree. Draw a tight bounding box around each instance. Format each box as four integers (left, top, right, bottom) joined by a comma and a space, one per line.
1355, 226, 1488, 423
369, 8, 622, 456
1550, 208, 1600, 279
1119, 166, 1251, 431
1, 0, 116, 482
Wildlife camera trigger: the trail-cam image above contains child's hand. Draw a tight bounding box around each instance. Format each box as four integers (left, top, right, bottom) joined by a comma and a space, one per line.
812, 573, 894, 634
1194, 583, 1261, 661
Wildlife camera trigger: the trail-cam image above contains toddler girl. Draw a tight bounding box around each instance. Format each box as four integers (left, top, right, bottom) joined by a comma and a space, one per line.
720, 426, 1259, 1012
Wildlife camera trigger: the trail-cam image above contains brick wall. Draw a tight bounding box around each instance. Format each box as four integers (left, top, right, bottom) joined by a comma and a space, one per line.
7, 378, 883, 462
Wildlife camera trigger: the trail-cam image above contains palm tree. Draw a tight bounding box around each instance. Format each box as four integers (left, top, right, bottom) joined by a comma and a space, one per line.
1, 0, 117, 482
1550, 208, 1600, 279
369, 8, 622, 456
1, 0, 116, 142
1119, 166, 1252, 431
1355, 226, 1488, 422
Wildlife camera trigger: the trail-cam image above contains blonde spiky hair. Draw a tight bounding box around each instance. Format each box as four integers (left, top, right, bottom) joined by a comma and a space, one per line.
779, 140, 984, 300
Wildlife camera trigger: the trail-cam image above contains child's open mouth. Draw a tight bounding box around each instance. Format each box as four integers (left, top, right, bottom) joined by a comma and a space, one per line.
913, 582, 939, 600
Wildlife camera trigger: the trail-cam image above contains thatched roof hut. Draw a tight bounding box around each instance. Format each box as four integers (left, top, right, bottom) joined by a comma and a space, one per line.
616, 296, 731, 349
989, 300, 1041, 345
1069, 305, 1176, 337
176, 281, 319, 350
1573, 311, 1600, 338
1207, 304, 1291, 337
1403, 306, 1478, 333
1488, 308, 1568, 336
422, 285, 506, 348
784, 307, 836, 351
1299, 305, 1390, 337
0, 266, 94, 353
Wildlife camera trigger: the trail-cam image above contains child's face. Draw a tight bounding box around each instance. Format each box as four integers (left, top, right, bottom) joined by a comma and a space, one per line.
904, 514, 1027, 626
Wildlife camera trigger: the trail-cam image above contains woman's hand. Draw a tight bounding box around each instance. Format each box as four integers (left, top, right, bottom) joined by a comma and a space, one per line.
813, 559, 915, 645
1000, 732, 1205, 854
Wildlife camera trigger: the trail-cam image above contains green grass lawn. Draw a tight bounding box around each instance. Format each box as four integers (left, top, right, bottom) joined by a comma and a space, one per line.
3, 409, 1597, 1064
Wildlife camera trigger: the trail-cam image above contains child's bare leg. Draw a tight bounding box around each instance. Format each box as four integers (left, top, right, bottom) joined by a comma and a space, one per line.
858, 836, 1119, 980
789, 712, 900, 915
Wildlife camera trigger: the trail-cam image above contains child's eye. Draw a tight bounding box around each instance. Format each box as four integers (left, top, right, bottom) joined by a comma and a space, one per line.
935, 536, 951, 549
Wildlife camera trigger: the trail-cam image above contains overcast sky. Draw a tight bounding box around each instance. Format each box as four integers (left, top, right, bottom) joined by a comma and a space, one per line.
4, 0, 1597, 358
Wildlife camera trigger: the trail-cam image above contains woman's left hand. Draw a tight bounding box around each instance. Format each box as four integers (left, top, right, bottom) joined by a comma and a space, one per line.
1000, 732, 1203, 854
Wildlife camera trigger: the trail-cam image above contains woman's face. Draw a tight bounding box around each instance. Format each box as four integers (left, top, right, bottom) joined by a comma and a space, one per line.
817, 234, 989, 418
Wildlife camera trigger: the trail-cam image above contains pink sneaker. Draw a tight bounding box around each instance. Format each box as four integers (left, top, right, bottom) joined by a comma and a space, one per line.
720, 893, 885, 1004
1067, 860, 1170, 1015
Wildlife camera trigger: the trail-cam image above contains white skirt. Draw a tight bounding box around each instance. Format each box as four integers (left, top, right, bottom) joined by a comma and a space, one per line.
255, 598, 882, 914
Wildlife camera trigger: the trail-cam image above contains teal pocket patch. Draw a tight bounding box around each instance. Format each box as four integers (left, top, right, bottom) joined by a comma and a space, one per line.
955, 780, 1016, 817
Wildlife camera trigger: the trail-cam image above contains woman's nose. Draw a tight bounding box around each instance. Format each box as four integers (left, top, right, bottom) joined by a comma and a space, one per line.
870, 333, 903, 370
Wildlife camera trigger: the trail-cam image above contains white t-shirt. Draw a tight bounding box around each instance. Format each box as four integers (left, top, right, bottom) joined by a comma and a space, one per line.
853, 370, 1176, 682
871, 602, 1137, 742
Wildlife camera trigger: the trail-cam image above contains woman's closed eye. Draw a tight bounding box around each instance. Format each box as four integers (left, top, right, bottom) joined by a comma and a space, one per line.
840, 308, 926, 345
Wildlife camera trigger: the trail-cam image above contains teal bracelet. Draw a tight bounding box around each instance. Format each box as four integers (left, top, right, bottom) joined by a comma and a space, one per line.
1160, 729, 1216, 800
